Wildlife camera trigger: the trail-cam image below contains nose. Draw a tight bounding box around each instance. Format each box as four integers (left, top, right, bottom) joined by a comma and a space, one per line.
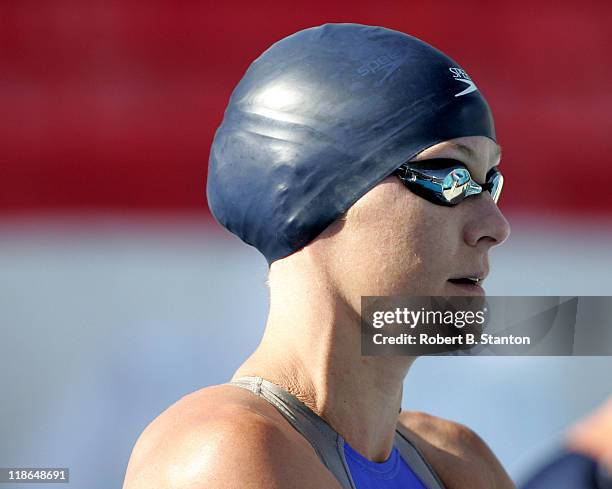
463, 192, 511, 248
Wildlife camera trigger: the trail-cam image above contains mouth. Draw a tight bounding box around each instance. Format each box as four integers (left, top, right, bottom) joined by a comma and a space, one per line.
447, 275, 486, 295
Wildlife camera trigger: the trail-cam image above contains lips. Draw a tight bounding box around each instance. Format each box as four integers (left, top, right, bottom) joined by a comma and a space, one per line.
448, 270, 488, 284
447, 272, 488, 295
448, 277, 482, 286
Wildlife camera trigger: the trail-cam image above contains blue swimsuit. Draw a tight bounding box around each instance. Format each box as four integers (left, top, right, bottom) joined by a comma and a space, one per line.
229, 376, 444, 488
344, 441, 428, 488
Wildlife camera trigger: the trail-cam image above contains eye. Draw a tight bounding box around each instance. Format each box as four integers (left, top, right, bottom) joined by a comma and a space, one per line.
448, 168, 471, 185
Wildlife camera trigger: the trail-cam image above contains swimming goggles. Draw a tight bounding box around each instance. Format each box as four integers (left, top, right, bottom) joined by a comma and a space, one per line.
394, 158, 504, 206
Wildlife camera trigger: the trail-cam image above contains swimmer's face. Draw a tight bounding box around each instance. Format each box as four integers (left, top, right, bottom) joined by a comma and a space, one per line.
308, 136, 510, 304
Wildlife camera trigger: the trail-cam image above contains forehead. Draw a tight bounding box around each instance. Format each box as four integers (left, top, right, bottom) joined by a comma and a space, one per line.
411, 137, 502, 173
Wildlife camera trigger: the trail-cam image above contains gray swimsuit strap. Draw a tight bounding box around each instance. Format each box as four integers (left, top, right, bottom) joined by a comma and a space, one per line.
228, 376, 446, 489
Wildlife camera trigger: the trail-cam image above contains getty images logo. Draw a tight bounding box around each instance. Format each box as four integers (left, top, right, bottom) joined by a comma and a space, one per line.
449, 67, 478, 97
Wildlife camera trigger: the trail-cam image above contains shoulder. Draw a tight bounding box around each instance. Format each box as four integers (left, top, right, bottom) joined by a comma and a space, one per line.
122, 384, 342, 489
397, 410, 515, 489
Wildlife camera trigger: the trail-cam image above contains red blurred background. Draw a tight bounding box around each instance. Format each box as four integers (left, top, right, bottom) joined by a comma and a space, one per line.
2, 0, 611, 216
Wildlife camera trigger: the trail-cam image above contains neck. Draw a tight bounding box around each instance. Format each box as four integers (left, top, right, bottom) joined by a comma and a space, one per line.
233, 267, 415, 462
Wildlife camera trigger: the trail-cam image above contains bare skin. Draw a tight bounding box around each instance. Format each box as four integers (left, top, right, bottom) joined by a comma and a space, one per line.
567, 396, 612, 470
123, 136, 515, 489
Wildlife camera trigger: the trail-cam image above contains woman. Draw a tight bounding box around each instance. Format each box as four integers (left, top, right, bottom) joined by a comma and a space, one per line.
124, 23, 515, 489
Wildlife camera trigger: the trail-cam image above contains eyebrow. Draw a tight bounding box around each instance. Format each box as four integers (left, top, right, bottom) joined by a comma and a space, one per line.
448, 142, 502, 165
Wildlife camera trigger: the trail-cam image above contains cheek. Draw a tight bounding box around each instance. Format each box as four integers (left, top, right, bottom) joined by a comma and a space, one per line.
325, 180, 466, 298
410, 205, 458, 255
383, 198, 464, 293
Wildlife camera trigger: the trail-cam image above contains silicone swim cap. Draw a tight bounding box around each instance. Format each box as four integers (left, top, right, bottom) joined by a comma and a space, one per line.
207, 23, 496, 264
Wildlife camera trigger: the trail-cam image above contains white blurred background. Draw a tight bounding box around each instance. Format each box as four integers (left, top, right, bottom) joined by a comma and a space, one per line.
1, 215, 611, 488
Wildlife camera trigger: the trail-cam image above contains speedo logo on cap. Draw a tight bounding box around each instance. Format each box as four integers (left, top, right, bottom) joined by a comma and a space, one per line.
357, 50, 404, 77
449, 67, 478, 97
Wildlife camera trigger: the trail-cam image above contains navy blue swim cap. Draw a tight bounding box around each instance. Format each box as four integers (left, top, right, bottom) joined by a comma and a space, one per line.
207, 23, 496, 264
